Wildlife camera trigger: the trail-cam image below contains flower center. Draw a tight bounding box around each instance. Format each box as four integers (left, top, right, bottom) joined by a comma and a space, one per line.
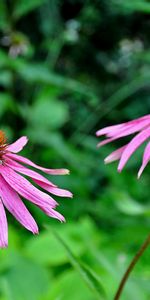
0, 131, 7, 160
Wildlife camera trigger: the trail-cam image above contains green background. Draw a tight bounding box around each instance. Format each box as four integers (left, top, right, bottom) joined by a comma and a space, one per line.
0, 0, 150, 299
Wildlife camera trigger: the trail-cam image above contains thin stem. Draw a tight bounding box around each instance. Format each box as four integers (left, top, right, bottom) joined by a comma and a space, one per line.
114, 233, 150, 300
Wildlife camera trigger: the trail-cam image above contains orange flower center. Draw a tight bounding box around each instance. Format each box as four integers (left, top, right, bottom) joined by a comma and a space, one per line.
0, 131, 7, 160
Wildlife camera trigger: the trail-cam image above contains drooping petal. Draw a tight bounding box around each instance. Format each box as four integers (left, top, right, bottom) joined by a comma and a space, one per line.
6, 153, 70, 175
0, 198, 8, 248
96, 115, 150, 137
97, 118, 150, 147
96, 124, 124, 137
40, 205, 65, 222
33, 180, 73, 198
106, 119, 150, 138
104, 145, 126, 164
7, 136, 28, 153
5, 157, 56, 187
138, 142, 150, 178
0, 166, 65, 222
118, 127, 150, 172
0, 166, 58, 209
0, 175, 38, 234
5, 157, 72, 197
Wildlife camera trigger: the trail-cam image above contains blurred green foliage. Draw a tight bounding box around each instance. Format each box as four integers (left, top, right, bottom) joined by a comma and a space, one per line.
0, 0, 150, 299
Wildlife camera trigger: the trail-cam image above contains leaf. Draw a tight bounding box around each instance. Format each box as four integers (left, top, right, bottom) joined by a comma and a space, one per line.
3, 255, 50, 300
29, 97, 69, 130
114, 192, 150, 216
9, 59, 97, 98
45, 226, 106, 300
0, 71, 12, 88
0, 50, 9, 68
44, 270, 93, 300
111, 0, 150, 14
0, 94, 14, 118
13, 0, 48, 20
0, 1, 8, 31
25, 223, 88, 266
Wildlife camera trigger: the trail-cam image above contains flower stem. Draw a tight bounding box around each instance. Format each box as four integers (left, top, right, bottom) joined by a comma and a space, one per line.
114, 233, 150, 300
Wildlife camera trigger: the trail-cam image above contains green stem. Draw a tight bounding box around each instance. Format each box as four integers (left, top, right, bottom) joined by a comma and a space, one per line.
114, 234, 150, 300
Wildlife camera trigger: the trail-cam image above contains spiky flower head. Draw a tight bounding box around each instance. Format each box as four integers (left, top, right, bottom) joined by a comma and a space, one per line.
0, 133, 72, 248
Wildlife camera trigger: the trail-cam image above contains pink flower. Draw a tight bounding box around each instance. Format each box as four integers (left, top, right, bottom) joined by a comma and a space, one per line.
96, 114, 150, 177
0, 131, 72, 248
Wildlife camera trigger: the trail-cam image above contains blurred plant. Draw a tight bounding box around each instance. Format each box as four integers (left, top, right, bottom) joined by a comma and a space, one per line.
1, 31, 31, 58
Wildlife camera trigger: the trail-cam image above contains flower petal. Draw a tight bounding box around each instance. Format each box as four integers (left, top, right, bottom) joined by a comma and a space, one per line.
41, 205, 65, 222
5, 158, 72, 198
0, 175, 38, 234
7, 136, 28, 153
138, 142, 150, 178
97, 118, 150, 148
0, 198, 8, 248
118, 127, 150, 172
6, 153, 70, 175
96, 124, 124, 137
33, 180, 73, 198
0, 165, 57, 209
104, 145, 126, 164
96, 115, 150, 137
5, 157, 56, 187
0, 166, 65, 222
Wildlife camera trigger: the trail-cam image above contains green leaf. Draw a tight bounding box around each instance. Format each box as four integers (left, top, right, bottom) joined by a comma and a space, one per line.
3, 255, 50, 300
25, 223, 89, 266
45, 226, 106, 300
114, 192, 150, 216
29, 97, 69, 130
0, 94, 14, 118
13, 0, 48, 20
25, 232, 72, 266
0, 50, 9, 68
9, 59, 97, 98
44, 270, 94, 300
111, 0, 150, 14
0, 71, 12, 87
0, 1, 8, 31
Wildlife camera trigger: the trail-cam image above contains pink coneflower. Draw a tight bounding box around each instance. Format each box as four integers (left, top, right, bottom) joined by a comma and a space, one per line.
96, 114, 150, 177
0, 131, 72, 248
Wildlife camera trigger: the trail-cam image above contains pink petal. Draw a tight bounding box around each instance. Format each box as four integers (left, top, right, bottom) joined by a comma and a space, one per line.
5, 157, 56, 187
97, 118, 150, 148
0, 175, 38, 234
138, 142, 150, 178
118, 127, 150, 172
5, 158, 72, 198
33, 180, 73, 198
104, 145, 126, 164
6, 153, 70, 175
0, 166, 58, 209
96, 124, 124, 137
41, 206, 65, 222
0, 198, 8, 248
7, 136, 28, 153
0, 166, 64, 222
96, 115, 150, 137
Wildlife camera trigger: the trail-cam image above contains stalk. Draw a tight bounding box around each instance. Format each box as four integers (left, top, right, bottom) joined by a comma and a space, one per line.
114, 234, 150, 300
